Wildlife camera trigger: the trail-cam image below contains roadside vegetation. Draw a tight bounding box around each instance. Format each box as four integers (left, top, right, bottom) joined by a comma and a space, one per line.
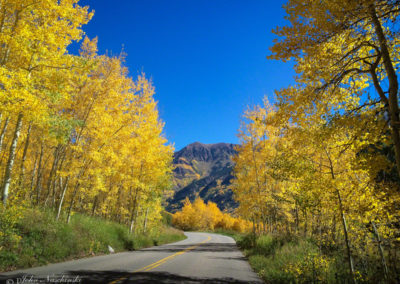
0, 0, 177, 273
182, 3, 400, 282
230, 1, 400, 283
216, 229, 396, 283
0, 206, 185, 272
172, 197, 251, 232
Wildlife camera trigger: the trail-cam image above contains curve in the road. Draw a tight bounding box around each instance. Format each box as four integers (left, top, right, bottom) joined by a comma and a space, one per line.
1, 232, 263, 284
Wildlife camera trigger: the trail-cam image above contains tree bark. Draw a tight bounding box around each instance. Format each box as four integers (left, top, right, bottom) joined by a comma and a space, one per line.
143, 207, 149, 233
1, 113, 23, 207
44, 147, 60, 206
129, 217, 135, 234
51, 148, 67, 208
66, 180, 80, 224
129, 188, 139, 234
251, 217, 256, 247
336, 187, 356, 283
91, 195, 98, 216
304, 209, 308, 237
369, 4, 400, 176
133, 205, 140, 233
0, 116, 10, 154
325, 147, 356, 283
34, 143, 44, 204
295, 200, 299, 234
29, 152, 38, 200
371, 221, 389, 280
332, 214, 337, 244
56, 176, 69, 221
18, 122, 32, 189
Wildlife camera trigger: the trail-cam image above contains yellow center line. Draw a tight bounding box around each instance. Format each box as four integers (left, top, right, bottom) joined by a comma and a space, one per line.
109, 235, 211, 284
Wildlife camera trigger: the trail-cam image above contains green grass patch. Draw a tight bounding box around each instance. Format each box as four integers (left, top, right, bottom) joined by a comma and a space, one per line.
0, 207, 186, 272
215, 231, 338, 283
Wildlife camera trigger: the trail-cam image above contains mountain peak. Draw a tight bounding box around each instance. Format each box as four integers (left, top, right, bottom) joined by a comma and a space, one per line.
174, 142, 237, 164
167, 142, 238, 213
181, 141, 235, 150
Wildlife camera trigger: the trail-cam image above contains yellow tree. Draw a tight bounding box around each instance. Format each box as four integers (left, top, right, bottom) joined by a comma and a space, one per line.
234, 81, 400, 280
269, 0, 400, 175
233, 100, 292, 234
0, 0, 92, 206
172, 197, 250, 232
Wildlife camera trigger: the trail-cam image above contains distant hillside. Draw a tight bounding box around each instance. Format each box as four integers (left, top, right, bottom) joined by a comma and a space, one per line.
166, 142, 238, 213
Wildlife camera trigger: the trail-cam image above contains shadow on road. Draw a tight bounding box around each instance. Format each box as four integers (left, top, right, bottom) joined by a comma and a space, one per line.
0, 271, 261, 284
140, 242, 239, 253
0, 243, 257, 283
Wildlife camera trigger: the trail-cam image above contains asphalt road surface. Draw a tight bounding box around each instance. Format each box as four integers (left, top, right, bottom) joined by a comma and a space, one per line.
0, 232, 263, 283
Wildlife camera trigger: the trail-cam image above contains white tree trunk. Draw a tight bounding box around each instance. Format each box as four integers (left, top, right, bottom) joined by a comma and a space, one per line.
0, 116, 10, 154
1, 113, 23, 207
129, 219, 135, 234
56, 177, 69, 221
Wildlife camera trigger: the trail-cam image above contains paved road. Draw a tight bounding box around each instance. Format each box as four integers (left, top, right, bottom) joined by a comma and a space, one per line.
1, 232, 263, 283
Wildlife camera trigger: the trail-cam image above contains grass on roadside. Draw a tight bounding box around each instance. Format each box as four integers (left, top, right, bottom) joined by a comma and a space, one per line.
214, 230, 351, 283
0, 206, 186, 272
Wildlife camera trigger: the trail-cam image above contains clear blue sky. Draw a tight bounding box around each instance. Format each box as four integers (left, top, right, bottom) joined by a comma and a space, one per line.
76, 0, 295, 151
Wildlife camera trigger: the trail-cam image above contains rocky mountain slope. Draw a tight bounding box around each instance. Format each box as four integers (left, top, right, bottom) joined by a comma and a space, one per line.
166, 142, 238, 213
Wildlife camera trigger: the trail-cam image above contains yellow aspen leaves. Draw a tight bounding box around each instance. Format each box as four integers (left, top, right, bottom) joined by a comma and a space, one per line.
0, 1, 173, 235
172, 197, 251, 232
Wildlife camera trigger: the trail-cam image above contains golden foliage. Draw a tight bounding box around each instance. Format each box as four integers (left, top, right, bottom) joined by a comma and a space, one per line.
231, 1, 400, 280
172, 197, 251, 233
0, 1, 173, 235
